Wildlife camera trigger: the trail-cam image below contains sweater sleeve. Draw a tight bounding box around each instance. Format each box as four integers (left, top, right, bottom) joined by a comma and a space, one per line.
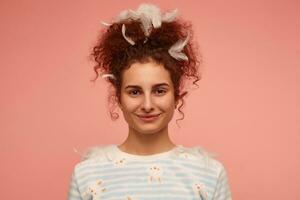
67, 169, 82, 200
212, 165, 232, 200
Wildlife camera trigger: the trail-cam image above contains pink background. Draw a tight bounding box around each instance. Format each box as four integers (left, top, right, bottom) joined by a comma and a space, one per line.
1, 0, 299, 199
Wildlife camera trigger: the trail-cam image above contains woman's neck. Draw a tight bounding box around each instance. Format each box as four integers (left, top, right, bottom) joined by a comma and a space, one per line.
118, 126, 176, 155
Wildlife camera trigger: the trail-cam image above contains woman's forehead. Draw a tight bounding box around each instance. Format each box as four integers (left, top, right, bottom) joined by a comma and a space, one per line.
122, 61, 172, 85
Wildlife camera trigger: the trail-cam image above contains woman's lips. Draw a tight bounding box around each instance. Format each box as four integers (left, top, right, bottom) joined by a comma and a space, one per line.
137, 114, 161, 122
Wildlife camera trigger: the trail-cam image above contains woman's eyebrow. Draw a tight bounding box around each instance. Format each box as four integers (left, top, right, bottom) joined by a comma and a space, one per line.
125, 83, 170, 89
153, 83, 170, 88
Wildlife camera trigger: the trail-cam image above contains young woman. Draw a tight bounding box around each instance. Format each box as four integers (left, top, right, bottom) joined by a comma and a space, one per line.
68, 4, 232, 200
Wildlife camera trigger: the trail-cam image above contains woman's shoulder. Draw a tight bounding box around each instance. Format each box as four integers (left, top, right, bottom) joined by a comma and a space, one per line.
175, 145, 227, 172
73, 144, 117, 169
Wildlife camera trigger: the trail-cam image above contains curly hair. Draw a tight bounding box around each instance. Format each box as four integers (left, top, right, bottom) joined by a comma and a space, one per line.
90, 12, 201, 123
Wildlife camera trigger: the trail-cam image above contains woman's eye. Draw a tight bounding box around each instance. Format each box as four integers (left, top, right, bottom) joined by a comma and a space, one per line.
128, 89, 166, 96
129, 90, 140, 96
155, 89, 166, 95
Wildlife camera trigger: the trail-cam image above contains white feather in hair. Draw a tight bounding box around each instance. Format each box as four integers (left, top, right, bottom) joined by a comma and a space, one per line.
162, 9, 178, 22
116, 10, 139, 22
136, 4, 162, 28
115, 4, 177, 39
101, 73, 116, 80
106, 3, 189, 62
139, 13, 152, 36
100, 21, 112, 27
168, 33, 190, 61
122, 24, 135, 45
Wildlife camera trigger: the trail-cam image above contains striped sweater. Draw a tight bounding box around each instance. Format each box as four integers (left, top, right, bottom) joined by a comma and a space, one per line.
68, 144, 232, 200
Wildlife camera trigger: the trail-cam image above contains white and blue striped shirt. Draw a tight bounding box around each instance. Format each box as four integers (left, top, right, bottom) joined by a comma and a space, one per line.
68, 144, 232, 200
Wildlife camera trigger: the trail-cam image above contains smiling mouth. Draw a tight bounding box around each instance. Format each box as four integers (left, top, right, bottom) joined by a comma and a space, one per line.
136, 114, 161, 122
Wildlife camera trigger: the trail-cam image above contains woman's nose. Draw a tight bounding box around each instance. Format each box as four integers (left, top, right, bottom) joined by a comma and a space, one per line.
141, 93, 154, 112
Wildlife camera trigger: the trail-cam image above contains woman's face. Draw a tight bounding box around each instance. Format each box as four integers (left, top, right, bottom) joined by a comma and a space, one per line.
119, 60, 177, 135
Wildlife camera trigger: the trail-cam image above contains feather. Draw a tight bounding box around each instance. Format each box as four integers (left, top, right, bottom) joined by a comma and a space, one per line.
137, 4, 162, 29
139, 13, 152, 36
151, 13, 162, 28
114, 4, 179, 40
136, 4, 161, 18
121, 24, 135, 45
128, 9, 140, 20
101, 73, 116, 80
162, 9, 178, 22
172, 33, 190, 52
168, 51, 188, 61
116, 10, 130, 22
100, 21, 112, 27
116, 9, 139, 22
168, 33, 190, 61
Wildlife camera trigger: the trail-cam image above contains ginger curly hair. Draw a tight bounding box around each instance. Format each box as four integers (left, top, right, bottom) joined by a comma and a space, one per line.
90, 14, 201, 122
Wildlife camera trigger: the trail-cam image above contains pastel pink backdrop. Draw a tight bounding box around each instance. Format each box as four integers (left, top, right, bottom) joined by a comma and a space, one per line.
1, 0, 299, 199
